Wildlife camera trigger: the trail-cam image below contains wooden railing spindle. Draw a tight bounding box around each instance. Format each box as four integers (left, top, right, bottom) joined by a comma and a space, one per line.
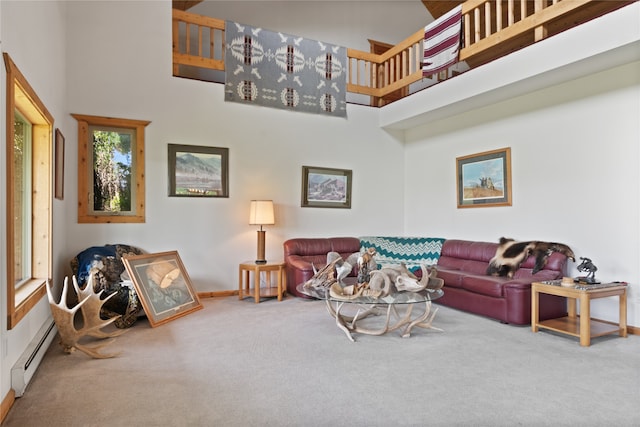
186, 23, 191, 55
508, 0, 515, 25
474, 7, 481, 42
210, 28, 214, 59
464, 11, 471, 48
485, 2, 492, 38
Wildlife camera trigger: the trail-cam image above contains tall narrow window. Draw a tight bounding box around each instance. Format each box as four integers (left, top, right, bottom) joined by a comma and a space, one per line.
13, 111, 33, 287
4, 53, 53, 329
89, 126, 135, 215
72, 114, 150, 223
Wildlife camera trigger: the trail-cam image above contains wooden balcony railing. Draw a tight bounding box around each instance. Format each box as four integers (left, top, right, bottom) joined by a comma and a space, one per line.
172, 1, 633, 106
172, 10, 225, 74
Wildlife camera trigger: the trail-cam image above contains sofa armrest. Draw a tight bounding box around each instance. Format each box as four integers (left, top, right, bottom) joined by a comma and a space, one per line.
286, 255, 315, 272
503, 280, 536, 290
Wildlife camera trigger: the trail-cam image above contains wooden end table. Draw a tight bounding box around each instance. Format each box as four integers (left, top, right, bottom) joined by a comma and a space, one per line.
238, 261, 286, 303
531, 280, 627, 346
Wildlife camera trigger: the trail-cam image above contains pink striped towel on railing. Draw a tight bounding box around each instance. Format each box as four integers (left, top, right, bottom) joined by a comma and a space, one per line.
422, 5, 463, 77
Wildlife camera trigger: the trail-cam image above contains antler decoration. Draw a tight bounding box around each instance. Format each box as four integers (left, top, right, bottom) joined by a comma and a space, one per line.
46, 275, 127, 359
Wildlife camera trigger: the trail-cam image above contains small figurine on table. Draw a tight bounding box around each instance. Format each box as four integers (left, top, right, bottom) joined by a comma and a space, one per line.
575, 257, 599, 284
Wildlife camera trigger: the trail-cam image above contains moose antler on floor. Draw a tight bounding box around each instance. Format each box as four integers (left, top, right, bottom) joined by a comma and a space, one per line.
46, 275, 127, 359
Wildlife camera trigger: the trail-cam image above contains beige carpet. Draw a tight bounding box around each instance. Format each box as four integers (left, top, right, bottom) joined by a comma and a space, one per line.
4, 296, 640, 427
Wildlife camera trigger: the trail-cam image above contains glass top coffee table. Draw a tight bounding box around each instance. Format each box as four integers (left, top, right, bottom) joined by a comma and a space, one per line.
297, 283, 444, 342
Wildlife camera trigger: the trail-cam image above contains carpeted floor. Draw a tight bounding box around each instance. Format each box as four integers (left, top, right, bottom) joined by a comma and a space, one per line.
4, 297, 640, 427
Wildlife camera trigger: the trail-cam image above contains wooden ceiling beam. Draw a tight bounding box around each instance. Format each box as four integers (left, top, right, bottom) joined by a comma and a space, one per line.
421, 1, 464, 19
172, 1, 203, 11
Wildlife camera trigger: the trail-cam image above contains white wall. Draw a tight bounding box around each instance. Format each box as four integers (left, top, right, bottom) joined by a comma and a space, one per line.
191, 0, 433, 51
0, 0, 68, 405
403, 61, 640, 326
63, 1, 406, 292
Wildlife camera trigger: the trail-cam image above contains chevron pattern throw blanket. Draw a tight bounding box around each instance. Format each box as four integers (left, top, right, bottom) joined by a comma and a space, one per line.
359, 236, 446, 272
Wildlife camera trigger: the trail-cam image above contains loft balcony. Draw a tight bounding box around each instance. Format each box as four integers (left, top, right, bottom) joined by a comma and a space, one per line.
172, 1, 636, 108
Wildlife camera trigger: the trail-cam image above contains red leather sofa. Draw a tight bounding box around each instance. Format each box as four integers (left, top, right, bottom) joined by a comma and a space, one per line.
283, 237, 569, 325
436, 239, 567, 325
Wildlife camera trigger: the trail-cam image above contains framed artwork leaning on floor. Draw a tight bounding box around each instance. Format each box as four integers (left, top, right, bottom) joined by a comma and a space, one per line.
123, 251, 202, 327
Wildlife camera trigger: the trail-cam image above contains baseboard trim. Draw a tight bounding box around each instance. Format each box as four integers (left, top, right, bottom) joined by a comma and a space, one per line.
580, 315, 638, 335
1, 389, 15, 424
198, 290, 238, 299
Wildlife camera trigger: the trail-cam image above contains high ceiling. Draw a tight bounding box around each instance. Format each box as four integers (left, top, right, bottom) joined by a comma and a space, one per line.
172, 1, 203, 11
172, 1, 461, 19
421, 1, 463, 19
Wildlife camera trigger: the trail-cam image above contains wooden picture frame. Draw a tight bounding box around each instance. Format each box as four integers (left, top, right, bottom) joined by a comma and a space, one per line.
456, 147, 512, 208
301, 166, 352, 208
122, 251, 203, 327
54, 128, 65, 200
168, 144, 229, 197
72, 114, 150, 223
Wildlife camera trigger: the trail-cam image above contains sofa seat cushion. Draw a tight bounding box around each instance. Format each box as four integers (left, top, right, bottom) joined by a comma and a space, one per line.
359, 236, 445, 272
434, 267, 464, 288
460, 274, 508, 298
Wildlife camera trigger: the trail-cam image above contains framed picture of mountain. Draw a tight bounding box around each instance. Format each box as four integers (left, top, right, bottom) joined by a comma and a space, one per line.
168, 144, 229, 197
301, 165, 352, 208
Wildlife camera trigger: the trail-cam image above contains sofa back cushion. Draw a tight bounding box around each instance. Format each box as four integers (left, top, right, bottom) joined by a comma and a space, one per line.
283, 237, 361, 273
283, 237, 362, 297
438, 239, 568, 278
359, 236, 446, 272
512, 252, 568, 279
437, 239, 498, 275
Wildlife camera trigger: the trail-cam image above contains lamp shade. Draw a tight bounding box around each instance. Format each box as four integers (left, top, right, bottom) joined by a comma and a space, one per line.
249, 200, 275, 225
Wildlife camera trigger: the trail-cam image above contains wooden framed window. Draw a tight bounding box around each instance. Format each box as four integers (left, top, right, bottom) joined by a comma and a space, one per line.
71, 114, 150, 223
4, 53, 53, 329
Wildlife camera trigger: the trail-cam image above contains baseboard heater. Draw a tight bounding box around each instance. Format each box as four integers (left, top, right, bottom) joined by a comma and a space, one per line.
11, 318, 58, 397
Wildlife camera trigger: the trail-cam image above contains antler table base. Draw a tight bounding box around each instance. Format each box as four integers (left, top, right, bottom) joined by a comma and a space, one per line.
325, 299, 442, 342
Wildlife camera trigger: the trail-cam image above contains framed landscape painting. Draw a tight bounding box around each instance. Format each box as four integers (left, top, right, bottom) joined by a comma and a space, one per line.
168, 144, 229, 197
122, 251, 203, 327
456, 147, 512, 208
301, 166, 352, 208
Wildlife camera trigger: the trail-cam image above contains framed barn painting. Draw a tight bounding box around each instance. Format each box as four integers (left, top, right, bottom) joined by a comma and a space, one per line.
168, 144, 229, 197
301, 166, 352, 209
456, 147, 512, 208
122, 251, 203, 327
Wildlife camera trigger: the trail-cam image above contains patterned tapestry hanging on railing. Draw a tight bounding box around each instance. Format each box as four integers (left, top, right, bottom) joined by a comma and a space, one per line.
225, 21, 347, 117
422, 5, 463, 77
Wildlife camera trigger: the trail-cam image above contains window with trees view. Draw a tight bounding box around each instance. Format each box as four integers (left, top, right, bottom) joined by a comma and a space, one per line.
72, 114, 150, 223
4, 53, 53, 329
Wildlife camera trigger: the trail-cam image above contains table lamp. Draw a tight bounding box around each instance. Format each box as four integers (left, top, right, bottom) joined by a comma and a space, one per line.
249, 200, 274, 264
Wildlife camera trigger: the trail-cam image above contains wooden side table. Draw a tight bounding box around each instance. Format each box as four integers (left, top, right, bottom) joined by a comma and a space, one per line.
238, 261, 286, 303
531, 281, 627, 346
